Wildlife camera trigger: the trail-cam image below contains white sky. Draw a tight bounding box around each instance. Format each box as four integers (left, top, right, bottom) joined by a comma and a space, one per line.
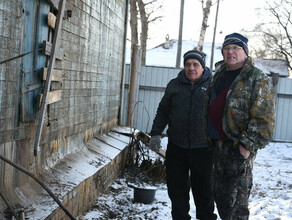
147, 0, 268, 49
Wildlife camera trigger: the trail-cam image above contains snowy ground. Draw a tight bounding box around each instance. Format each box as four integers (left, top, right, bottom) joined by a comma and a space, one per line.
80, 138, 292, 220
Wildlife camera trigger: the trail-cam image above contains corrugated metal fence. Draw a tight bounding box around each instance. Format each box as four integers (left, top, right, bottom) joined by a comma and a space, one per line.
122, 64, 292, 142
273, 77, 292, 142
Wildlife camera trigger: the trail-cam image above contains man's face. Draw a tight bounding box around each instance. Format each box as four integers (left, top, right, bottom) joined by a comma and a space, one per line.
222, 44, 247, 70
184, 59, 204, 83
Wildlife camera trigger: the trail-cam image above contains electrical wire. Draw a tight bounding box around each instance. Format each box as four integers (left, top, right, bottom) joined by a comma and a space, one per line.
131, 100, 150, 133
0, 153, 76, 220
0, 48, 43, 65
128, 100, 151, 145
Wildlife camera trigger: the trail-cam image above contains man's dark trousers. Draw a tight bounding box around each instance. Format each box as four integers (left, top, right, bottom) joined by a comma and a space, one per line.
166, 142, 217, 220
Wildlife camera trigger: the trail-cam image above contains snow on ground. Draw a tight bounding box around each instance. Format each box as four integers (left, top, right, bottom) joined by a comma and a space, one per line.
80, 139, 292, 220
249, 142, 292, 219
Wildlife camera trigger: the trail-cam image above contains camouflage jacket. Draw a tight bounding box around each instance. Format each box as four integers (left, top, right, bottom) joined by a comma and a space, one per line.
212, 57, 275, 152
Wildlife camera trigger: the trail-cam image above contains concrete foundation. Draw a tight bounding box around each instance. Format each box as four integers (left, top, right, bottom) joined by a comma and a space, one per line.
0, 126, 133, 219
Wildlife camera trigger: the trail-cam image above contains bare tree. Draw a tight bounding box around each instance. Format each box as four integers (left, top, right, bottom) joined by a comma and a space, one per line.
130, 0, 163, 66
252, 0, 292, 71
130, 0, 139, 47
137, 0, 148, 66
196, 0, 213, 51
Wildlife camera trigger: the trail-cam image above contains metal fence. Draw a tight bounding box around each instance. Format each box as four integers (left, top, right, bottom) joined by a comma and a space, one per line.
122, 64, 292, 142
273, 77, 292, 142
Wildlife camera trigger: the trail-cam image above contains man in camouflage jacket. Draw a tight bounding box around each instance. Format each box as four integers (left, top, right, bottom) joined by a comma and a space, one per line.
207, 33, 275, 219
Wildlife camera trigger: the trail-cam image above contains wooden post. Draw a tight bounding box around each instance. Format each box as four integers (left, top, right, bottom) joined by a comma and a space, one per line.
176, 0, 184, 69
127, 44, 141, 127
33, 0, 66, 156
118, 0, 130, 126
210, 0, 220, 72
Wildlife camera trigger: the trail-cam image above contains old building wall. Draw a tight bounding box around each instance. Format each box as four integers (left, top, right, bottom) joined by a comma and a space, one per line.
0, 0, 25, 199
0, 0, 128, 203
40, 0, 127, 164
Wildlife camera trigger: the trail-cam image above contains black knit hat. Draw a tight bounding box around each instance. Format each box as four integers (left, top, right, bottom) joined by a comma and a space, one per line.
183, 50, 206, 68
222, 33, 249, 55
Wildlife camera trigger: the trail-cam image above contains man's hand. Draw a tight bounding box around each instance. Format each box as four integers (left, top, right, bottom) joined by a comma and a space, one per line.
239, 145, 250, 159
149, 135, 161, 152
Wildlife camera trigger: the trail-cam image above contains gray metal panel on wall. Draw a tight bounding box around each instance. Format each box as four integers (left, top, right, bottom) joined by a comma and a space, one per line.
21, 0, 50, 121
273, 77, 292, 142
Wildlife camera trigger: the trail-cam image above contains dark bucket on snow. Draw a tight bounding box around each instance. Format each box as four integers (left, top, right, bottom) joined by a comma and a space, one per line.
133, 187, 156, 204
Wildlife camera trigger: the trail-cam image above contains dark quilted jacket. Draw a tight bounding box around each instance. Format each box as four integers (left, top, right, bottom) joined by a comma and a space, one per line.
151, 67, 211, 149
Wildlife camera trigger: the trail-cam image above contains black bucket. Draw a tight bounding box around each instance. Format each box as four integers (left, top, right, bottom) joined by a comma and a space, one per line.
133, 186, 157, 204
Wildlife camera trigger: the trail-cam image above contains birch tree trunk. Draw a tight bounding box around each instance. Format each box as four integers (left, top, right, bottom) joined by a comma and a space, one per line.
130, 0, 163, 66
130, 0, 138, 46
197, 0, 212, 51
137, 0, 148, 66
